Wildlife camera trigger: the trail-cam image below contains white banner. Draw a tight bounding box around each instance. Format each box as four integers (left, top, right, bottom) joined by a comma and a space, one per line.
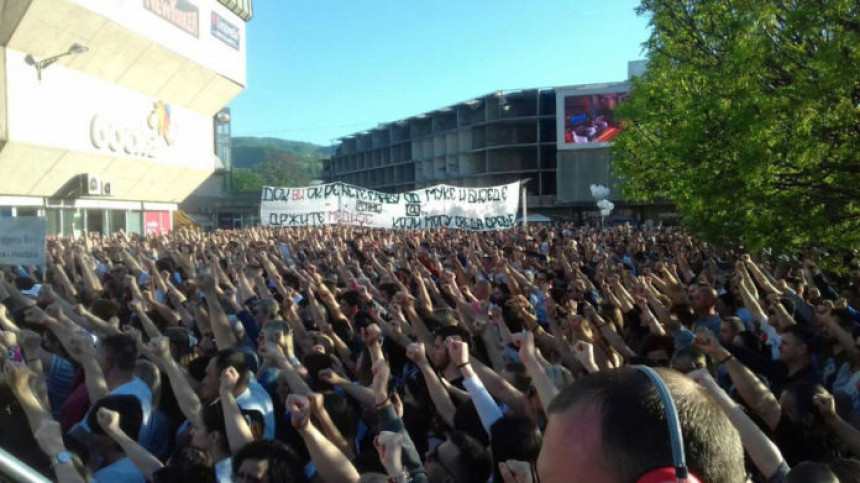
0, 218, 46, 267
260, 182, 520, 231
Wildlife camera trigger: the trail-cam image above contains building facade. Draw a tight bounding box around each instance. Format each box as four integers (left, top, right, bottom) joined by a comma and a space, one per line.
325, 61, 672, 223
0, 0, 252, 236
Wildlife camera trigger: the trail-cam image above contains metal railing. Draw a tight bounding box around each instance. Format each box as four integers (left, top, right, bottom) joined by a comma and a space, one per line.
0, 448, 51, 483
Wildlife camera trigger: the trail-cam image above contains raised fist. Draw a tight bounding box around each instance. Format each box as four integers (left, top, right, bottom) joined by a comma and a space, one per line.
445, 337, 469, 367
147, 336, 171, 361
361, 324, 383, 347
406, 342, 427, 365
285, 394, 311, 430
812, 392, 836, 420
511, 332, 537, 360
96, 407, 122, 435
692, 327, 722, 357
318, 368, 348, 386
220, 366, 240, 395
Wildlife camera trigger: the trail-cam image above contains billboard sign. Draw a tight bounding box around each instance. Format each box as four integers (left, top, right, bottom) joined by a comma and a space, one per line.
211, 11, 240, 50
70, 0, 246, 85
144, 211, 172, 235
5, 49, 215, 171
556, 86, 629, 150
143, 0, 200, 37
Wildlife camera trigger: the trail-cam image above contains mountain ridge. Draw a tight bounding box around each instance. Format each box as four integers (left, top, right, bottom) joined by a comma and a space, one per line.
232, 136, 333, 169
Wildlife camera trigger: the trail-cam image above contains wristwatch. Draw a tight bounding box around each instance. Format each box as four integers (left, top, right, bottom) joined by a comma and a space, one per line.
52, 451, 73, 468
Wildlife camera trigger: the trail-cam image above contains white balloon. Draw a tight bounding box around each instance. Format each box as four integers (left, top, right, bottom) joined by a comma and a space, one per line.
590, 184, 610, 199
596, 199, 614, 211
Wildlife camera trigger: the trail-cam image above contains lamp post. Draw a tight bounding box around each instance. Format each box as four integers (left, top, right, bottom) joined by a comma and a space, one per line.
24, 43, 88, 81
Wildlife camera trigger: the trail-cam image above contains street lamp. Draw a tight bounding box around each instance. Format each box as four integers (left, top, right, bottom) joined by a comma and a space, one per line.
24, 43, 88, 81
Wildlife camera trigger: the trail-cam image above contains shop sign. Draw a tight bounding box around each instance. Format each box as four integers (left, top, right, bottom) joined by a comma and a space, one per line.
210, 11, 240, 50
90, 101, 175, 158
143, 0, 199, 37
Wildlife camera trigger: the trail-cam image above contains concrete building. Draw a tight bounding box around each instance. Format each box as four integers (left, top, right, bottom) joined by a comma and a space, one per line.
325, 61, 672, 223
0, 0, 252, 236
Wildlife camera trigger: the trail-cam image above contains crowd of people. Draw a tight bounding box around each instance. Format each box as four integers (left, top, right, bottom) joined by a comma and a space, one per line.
1, 224, 860, 482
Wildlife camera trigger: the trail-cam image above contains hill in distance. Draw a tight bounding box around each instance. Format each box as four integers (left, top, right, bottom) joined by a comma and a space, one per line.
232, 137, 333, 169
230, 137, 332, 192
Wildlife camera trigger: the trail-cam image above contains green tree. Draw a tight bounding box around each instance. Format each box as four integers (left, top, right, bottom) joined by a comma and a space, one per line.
231, 167, 264, 193
258, 153, 321, 187
614, 0, 860, 257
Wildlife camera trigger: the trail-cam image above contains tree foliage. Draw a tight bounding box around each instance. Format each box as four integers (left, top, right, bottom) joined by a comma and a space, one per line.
614, 0, 860, 256
231, 168, 264, 193
231, 151, 322, 193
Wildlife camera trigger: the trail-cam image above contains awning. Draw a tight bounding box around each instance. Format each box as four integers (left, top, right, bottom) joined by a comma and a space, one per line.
516, 213, 554, 223
173, 210, 213, 229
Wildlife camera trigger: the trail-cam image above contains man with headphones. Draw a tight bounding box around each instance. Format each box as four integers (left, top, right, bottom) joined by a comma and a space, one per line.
535, 366, 746, 483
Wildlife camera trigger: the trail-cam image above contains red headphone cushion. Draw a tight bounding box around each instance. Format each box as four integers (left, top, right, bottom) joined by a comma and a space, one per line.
637, 467, 702, 483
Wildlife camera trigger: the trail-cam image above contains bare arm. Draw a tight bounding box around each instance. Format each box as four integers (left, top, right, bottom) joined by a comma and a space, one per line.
219, 368, 255, 455
309, 392, 355, 460
694, 330, 782, 431
690, 370, 786, 479
512, 332, 559, 411
149, 337, 204, 429
98, 408, 164, 479
198, 273, 239, 350
319, 370, 377, 407
76, 252, 104, 293
745, 257, 782, 296
287, 395, 361, 483
815, 392, 860, 458
66, 334, 110, 402
263, 341, 313, 396
407, 343, 456, 428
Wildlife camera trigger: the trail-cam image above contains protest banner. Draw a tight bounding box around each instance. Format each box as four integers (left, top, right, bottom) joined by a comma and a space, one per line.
0, 217, 47, 267
260, 181, 520, 230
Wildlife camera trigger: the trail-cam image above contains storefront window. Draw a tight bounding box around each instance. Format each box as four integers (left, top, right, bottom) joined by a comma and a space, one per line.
86, 209, 105, 236
17, 208, 40, 217
127, 211, 142, 235
64, 209, 83, 239
45, 210, 61, 236
110, 210, 126, 234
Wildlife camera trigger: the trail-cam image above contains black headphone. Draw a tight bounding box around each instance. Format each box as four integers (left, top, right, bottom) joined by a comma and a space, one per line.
633, 365, 700, 483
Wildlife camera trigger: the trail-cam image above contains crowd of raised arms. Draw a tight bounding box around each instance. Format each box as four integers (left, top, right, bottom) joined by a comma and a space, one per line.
2, 224, 860, 483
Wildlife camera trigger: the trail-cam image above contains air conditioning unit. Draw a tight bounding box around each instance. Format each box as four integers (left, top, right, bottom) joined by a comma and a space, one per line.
82, 173, 104, 196
103, 182, 114, 196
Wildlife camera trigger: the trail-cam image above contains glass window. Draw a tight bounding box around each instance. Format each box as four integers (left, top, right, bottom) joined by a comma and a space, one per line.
45, 210, 61, 236
61, 209, 77, 236
86, 209, 105, 235
110, 210, 126, 233
126, 211, 142, 235
17, 208, 39, 217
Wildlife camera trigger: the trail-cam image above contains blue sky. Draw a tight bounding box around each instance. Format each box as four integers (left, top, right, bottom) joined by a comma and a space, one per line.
228, 0, 651, 146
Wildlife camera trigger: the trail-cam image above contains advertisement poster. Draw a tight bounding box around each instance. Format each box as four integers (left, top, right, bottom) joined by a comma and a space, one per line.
144, 211, 171, 235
